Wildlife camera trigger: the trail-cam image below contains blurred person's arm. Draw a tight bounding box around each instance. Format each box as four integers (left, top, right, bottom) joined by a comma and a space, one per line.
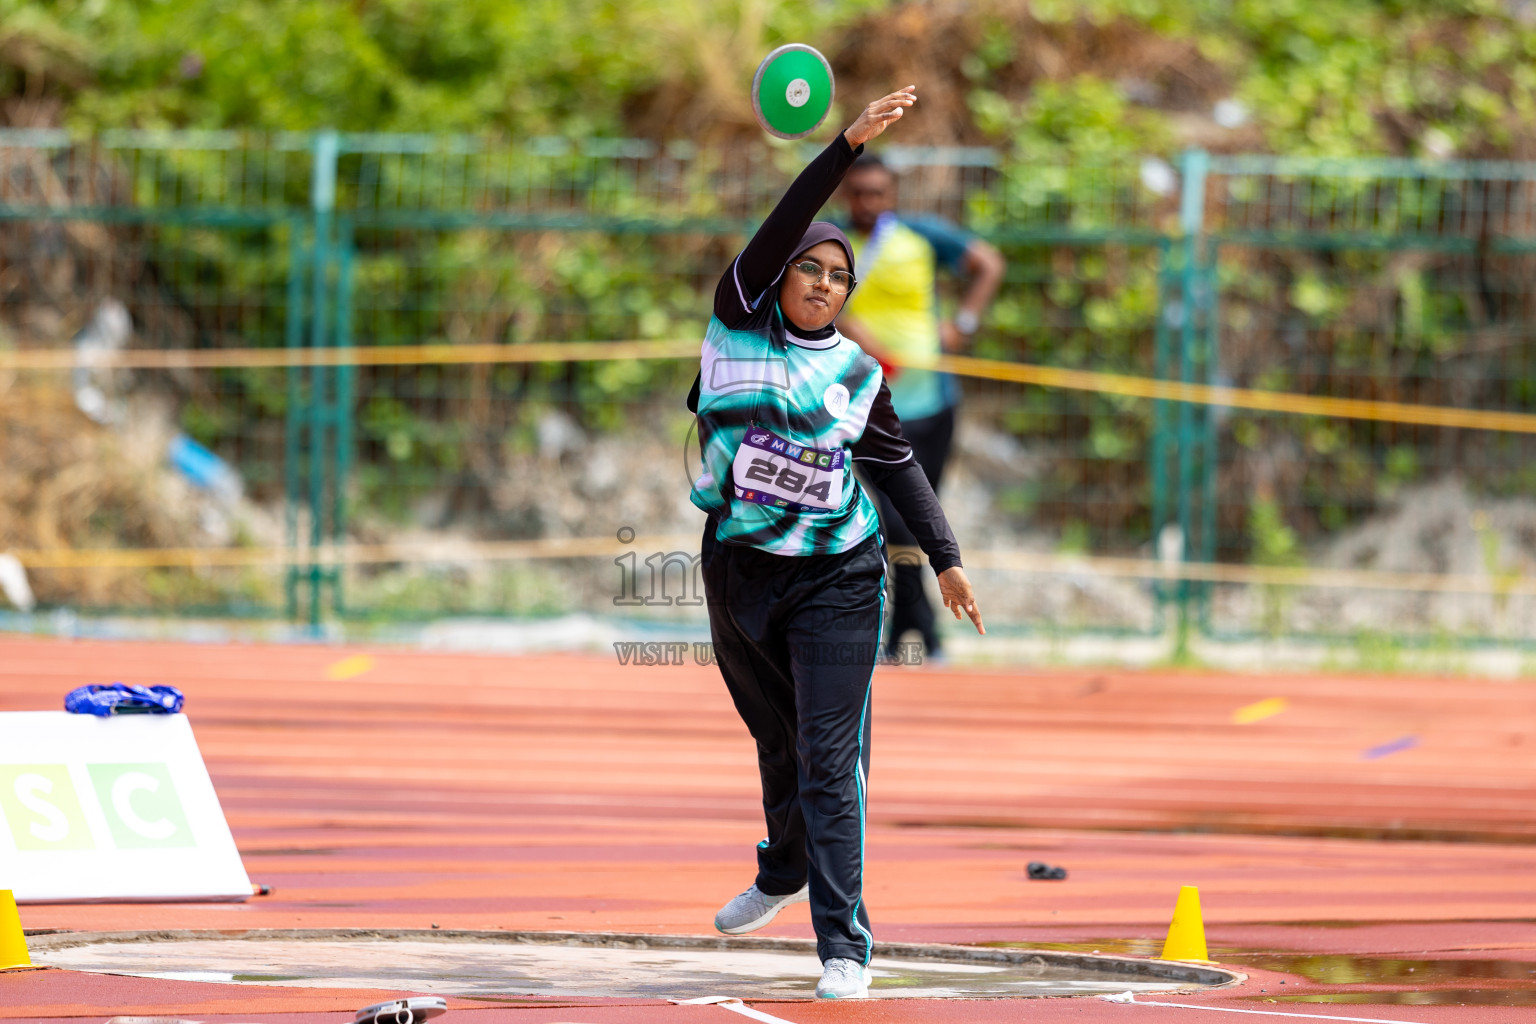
944, 239, 1006, 351
836, 313, 902, 381
907, 218, 1006, 352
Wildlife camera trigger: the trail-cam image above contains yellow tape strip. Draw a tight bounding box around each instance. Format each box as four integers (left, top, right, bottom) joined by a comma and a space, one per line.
929, 354, 1536, 434
9, 534, 697, 570
0, 340, 699, 370
12, 539, 1535, 597
960, 549, 1535, 596
9, 339, 1534, 433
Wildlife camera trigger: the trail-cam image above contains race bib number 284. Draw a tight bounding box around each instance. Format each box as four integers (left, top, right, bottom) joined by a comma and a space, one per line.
732, 426, 845, 514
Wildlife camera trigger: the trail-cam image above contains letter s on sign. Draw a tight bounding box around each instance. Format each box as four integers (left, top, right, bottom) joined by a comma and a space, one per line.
14, 773, 70, 843
112, 771, 177, 840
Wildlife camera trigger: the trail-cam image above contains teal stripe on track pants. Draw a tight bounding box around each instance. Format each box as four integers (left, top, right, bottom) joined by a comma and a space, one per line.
701, 515, 884, 965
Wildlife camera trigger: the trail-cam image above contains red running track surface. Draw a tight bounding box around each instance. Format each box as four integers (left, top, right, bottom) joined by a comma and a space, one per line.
1, 637, 1534, 1021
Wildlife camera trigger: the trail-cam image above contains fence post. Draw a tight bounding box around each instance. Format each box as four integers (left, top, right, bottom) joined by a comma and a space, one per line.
332, 214, 356, 618
1173, 148, 1210, 659
283, 217, 308, 622
1198, 240, 1220, 635
1151, 235, 1175, 635
284, 129, 341, 631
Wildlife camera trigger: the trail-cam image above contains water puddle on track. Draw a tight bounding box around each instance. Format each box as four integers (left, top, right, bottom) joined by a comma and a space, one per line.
1264, 989, 1536, 1006
983, 941, 1536, 1006
1241, 954, 1536, 1007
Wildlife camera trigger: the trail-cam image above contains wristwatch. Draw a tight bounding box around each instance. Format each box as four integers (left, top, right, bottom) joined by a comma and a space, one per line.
954, 309, 980, 336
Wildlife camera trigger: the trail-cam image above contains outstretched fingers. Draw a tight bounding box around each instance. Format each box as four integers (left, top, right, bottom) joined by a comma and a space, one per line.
845, 86, 918, 146
872, 87, 917, 119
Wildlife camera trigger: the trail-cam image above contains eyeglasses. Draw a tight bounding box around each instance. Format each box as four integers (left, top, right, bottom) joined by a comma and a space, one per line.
789, 260, 856, 294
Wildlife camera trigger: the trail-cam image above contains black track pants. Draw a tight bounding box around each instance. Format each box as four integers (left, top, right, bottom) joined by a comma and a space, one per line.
870, 406, 955, 656
701, 519, 885, 965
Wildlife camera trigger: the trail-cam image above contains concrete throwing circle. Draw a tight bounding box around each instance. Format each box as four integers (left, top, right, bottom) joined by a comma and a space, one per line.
33, 930, 1239, 1001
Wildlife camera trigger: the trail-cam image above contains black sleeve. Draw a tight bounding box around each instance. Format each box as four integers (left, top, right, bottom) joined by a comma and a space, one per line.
853, 381, 962, 574
865, 463, 962, 575
712, 133, 861, 327
850, 379, 912, 466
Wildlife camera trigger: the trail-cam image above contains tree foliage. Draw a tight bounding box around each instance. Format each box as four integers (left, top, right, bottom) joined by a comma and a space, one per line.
8, 0, 1536, 159
8, 0, 1536, 571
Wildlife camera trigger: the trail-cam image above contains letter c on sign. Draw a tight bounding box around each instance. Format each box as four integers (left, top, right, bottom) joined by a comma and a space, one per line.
111, 772, 177, 840
14, 773, 70, 842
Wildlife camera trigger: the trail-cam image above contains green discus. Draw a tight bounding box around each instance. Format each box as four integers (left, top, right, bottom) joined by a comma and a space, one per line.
751, 44, 835, 140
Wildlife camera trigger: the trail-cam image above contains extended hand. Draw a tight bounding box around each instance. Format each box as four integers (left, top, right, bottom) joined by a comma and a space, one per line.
843, 86, 917, 149
937, 566, 984, 634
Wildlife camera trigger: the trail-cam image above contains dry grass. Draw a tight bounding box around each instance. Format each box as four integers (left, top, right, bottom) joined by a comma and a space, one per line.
0, 379, 277, 610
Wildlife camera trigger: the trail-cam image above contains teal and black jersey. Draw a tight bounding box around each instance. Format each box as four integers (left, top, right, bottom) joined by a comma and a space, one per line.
691, 303, 904, 557
686, 133, 961, 570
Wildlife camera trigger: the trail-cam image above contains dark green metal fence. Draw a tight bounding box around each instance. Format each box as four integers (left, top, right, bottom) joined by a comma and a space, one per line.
1196, 156, 1536, 645
4, 129, 1536, 650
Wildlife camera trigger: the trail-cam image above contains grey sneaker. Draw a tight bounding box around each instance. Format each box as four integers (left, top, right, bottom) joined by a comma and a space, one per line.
713, 882, 809, 935
816, 957, 871, 999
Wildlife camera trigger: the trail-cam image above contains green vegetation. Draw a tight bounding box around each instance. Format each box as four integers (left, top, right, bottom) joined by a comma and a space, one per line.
10, 0, 1536, 160
7, 0, 1536, 625
4, 0, 872, 137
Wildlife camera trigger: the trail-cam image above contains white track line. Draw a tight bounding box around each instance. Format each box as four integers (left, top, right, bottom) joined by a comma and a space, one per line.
671, 996, 798, 1024
676, 993, 1434, 1024
1132, 1000, 1431, 1024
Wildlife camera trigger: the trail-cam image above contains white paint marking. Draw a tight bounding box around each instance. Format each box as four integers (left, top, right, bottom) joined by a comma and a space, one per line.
1130, 1000, 1431, 1024
671, 996, 800, 1024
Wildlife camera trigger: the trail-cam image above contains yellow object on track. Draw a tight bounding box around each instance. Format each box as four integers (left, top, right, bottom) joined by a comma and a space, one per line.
1161, 885, 1210, 962
0, 889, 31, 971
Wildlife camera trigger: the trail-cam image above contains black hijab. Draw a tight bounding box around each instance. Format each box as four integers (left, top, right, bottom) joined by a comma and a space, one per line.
791, 221, 855, 274
775, 221, 855, 338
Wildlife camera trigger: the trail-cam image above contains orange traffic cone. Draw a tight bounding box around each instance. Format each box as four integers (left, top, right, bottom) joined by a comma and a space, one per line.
1159, 885, 1209, 962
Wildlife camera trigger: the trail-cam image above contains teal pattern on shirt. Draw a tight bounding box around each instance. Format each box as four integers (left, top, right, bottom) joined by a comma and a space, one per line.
690, 306, 886, 557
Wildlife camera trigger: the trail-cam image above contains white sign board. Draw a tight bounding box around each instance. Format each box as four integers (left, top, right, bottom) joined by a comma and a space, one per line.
0, 711, 251, 903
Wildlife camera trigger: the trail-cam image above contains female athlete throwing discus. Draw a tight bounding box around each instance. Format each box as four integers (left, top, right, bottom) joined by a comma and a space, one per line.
687, 85, 984, 999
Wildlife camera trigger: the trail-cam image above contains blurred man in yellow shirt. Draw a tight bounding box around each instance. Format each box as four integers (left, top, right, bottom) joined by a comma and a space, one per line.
838, 154, 1004, 661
